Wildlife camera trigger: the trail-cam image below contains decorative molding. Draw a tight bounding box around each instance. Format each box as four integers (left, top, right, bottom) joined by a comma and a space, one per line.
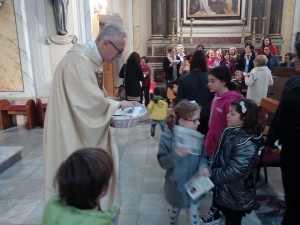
45, 34, 78, 45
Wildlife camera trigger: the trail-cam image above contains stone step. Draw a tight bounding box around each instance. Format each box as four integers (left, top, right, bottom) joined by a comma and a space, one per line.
0, 146, 22, 173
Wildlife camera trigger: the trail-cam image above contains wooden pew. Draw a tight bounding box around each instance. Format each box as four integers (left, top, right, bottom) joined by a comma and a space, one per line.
0, 99, 37, 130
268, 67, 296, 100
259, 97, 279, 135
36, 98, 47, 128
260, 97, 279, 113
256, 97, 280, 183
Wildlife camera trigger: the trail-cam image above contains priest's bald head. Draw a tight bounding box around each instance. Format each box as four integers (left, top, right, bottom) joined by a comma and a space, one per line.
96, 23, 127, 63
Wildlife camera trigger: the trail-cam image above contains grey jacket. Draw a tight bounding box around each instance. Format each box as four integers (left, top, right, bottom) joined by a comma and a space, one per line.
157, 128, 209, 208
211, 126, 263, 211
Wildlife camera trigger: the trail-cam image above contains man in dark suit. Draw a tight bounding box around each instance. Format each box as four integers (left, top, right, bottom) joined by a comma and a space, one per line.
236, 42, 256, 73
163, 46, 181, 103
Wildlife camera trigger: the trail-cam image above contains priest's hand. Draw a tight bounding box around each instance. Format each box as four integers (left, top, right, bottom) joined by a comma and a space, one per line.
120, 101, 135, 109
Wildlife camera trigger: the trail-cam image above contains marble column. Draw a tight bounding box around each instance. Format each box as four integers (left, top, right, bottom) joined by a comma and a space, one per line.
251, 0, 265, 41
150, 0, 166, 40
268, 0, 284, 38
165, 0, 177, 40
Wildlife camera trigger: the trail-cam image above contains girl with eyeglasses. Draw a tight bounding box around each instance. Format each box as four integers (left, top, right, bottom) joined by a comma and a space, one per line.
157, 99, 210, 225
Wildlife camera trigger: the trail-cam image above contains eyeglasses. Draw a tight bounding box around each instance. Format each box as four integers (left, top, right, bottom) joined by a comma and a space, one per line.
107, 40, 123, 56
184, 118, 200, 125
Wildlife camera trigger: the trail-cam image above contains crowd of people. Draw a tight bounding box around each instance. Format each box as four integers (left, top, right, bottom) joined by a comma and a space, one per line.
118, 39, 299, 225
163, 39, 298, 108
42, 21, 300, 225
158, 41, 299, 225
118, 37, 296, 111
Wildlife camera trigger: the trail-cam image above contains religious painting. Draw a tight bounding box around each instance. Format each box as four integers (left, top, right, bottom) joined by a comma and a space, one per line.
187, 0, 241, 18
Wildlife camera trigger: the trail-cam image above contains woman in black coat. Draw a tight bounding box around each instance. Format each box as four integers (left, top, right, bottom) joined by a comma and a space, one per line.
119, 52, 144, 101
266, 41, 300, 225
176, 50, 213, 135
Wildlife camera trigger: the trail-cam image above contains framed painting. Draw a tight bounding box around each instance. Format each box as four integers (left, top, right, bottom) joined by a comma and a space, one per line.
187, 0, 242, 19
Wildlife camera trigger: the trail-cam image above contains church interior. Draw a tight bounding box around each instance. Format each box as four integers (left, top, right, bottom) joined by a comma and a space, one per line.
0, 0, 300, 224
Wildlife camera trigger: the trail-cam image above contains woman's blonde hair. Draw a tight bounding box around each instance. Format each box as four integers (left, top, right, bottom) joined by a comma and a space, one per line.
254, 55, 268, 67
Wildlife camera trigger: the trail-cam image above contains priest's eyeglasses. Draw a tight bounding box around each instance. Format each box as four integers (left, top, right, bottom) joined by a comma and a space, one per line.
107, 40, 123, 56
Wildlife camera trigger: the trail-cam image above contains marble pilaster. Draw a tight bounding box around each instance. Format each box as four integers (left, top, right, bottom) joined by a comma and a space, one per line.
165, 0, 177, 40
251, 0, 265, 41
269, 0, 284, 38
150, 0, 166, 40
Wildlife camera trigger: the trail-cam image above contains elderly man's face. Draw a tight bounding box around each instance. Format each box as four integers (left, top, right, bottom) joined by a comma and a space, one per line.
102, 37, 126, 63
177, 45, 184, 54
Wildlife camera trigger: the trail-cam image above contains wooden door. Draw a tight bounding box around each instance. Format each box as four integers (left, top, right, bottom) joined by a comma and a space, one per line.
103, 62, 115, 97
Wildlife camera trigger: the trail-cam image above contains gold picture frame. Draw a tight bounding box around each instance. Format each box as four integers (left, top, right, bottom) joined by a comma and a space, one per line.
187, 0, 242, 19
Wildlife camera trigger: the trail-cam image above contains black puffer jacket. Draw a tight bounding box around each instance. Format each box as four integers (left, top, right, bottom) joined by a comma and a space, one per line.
211, 126, 263, 211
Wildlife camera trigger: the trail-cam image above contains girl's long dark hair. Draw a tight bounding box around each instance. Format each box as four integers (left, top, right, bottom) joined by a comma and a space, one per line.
209, 66, 236, 91
127, 51, 141, 67
190, 50, 208, 72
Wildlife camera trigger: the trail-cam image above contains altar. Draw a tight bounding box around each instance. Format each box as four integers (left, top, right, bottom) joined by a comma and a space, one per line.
146, 0, 285, 83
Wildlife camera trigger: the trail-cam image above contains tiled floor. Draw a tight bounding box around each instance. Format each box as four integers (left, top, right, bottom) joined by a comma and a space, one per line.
0, 124, 284, 225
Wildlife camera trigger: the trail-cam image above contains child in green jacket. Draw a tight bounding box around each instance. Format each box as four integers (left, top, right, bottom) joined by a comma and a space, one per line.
42, 148, 119, 225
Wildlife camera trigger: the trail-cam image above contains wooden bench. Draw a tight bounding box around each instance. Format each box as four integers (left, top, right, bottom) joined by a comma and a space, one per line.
256, 97, 280, 183
0, 99, 37, 130
36, 98, 47, 128
268, 67, 296, 100
260, 97, 280, 135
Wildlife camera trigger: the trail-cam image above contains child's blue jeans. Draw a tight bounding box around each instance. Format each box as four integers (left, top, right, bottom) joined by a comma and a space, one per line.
150, 120, 166, 137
